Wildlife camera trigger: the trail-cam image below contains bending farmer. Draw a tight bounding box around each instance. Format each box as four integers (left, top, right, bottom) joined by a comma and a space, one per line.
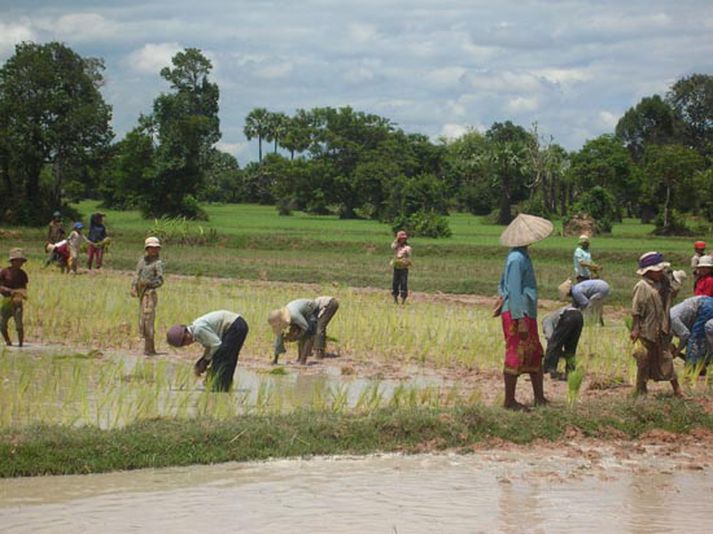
167, 310, 248, 392
542, 305, 583, 380
268, 296, 339, 364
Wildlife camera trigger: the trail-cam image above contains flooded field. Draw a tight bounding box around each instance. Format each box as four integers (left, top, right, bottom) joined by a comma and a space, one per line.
1, 449, 712, 533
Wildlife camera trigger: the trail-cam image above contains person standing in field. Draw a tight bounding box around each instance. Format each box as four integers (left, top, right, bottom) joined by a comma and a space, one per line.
166, 310, 249, 392
47, 211, 66, 245
691, 241, 706, 287
630, 251, 682, 397
66, 222, 87, 274
131, 237, 164, 356
497, 213, 553, 410
390, 230, 412, 304
87, 212, 108, 269
693, 255, 713, 297
268, 296, 340, 364
1, 248, 29, 347
542, 305, 583, 380
573, 235, 600, 282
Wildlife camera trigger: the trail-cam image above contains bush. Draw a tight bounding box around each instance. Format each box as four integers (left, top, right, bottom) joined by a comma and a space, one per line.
147, 216, 220, 245
567, 186, 617, 234
652, 209, 693, 236
391, 210, 452, 238
516, 192, 551, 219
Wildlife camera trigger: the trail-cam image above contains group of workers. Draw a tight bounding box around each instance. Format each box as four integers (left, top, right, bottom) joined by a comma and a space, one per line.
45, 211, 109, 273
2, 210, 712, 404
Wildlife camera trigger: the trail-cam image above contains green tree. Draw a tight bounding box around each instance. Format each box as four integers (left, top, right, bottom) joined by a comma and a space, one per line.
140, 48, 220, 218
280, 109, 315, 160
615, 95, 677, 161
266, 111, 289, 155
100, 128, 155, 209
199, 150, 242, 203
244, 107, 271, 162
667, 74, 713, 155
0, 41, 113, 224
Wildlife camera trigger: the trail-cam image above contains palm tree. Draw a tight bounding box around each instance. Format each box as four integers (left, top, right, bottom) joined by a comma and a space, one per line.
243, 107, 271, 162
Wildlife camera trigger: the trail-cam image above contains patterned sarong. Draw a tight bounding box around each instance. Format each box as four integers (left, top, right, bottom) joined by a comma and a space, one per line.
501, 311, 543, 375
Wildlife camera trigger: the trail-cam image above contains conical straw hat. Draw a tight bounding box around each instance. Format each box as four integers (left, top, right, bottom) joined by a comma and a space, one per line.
499, 213, 554, 247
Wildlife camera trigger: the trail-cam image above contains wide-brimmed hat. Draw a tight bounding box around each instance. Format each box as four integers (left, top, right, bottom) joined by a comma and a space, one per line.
578, 234, 590, 244
8, 248, 27, 262
396, 230, 408, 240
697, 255, 713, 268
499, 213, 554, 248
694, 241, 706, 250
166, 325, 187, 347
267, 307, 291, 334
144, 236, 161, 249
558, 279, 573, 300
671, 270, 687, 291
636, 251, 670, 276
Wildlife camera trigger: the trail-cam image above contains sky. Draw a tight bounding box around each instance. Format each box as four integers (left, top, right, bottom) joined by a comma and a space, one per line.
1, 0, 712, 164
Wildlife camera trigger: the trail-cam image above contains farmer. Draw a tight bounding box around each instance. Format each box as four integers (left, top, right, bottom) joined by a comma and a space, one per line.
268, 296, 339, 364
390, 230, 412, 304
684, 296, 713, 374
87, 212, 108, 269
691, 241, 706, 287
67, 222, 87, 274
573, 235, 600, 282
630, 251, 682, 397
45, 239, 70, 273
47, 211, 66, 244
571, 278, 610, 326
497, 213, 553, 410
166, 310, 248, 392
693, 255, 713, 297
131, 237, 164, 356
1, 248, 29, 347
542, 305, 583, 380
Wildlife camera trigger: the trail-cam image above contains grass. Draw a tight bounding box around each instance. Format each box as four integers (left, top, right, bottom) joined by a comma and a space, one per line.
1, 398, 711, 477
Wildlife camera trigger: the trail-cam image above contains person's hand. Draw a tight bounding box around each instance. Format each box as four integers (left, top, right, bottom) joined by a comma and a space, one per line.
517, 320, 529, 340
630, 328, 639, 342
130, 287, 138, 298
193, 357, 209, 376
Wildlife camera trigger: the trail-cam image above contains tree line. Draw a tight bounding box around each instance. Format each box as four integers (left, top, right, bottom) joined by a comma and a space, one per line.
1, 41, 711, 237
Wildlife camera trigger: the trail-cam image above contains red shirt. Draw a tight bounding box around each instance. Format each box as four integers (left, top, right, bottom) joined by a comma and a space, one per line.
0, 267, 28, 297
694, 275, 713, 297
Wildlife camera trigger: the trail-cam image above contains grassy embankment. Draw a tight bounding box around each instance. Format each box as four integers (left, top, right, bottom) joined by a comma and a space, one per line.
4, 200, 712, 305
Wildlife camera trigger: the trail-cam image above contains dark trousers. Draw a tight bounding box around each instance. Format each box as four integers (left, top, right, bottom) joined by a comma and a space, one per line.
392, 268, 409, 298
544, 309, 583, 373
208, 316, 248, 392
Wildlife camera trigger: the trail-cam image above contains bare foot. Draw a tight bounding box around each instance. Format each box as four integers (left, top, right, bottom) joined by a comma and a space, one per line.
504, 401, 530, 412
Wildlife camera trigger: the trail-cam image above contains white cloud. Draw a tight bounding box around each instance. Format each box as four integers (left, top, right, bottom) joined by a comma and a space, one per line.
215, 141, 247, 157
505, 96, 539, 113
254, 61, 293, 79
127, 43, 182, 74
597, 111, 619, 129
439, 123, 471, 140
0, 21, 35, 57
347, 22, 379, 44
53, 13, 118, 41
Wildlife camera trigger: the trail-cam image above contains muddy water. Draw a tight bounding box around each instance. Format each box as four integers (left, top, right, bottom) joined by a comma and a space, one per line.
1, 451, 711, 533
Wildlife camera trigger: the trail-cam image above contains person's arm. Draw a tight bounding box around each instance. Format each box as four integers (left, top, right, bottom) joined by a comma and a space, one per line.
130, 259, 142, 296
192, 326, 223, 361
149, 261, 164, 289
391, 240, 398, 250
274, 333, 286, 358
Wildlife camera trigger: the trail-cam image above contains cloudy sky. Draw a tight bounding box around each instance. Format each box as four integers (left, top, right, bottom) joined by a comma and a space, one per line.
1, 0, 711, 163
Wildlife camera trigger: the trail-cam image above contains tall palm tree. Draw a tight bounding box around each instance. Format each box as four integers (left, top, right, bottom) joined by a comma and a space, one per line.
243, 107, 270, 162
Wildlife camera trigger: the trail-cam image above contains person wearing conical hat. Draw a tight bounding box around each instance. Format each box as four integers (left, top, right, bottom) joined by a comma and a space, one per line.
573, 235, 600, 283
630, 251, 682, 397
1, 248, 29, 347
131, 237, 164, 356
268, 296, 339, 364
497, 213, 553, 410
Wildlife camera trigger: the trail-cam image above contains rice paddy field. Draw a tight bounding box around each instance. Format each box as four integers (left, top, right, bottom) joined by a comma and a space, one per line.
1, 202, 713, 476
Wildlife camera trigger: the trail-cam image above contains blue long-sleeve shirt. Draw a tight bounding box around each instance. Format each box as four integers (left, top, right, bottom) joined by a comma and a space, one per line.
499, 247, 538, 320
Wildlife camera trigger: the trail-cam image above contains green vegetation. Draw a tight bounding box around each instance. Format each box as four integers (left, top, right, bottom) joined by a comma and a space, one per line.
2, 399, 711, 477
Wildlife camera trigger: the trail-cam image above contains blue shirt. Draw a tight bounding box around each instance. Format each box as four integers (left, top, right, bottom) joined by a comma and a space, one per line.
573, 246, 592, 278
499, 247, 538, 320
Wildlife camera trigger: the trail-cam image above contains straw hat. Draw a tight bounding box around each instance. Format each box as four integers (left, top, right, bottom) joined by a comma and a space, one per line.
558, 279, 573, 301
8, 248, 27, 262
697, 255, 713, 268
499, 213, 554, 247
144, 236, 161, 249
578, 234, 590, 244
671, 270, 687, 291
636, 251, 670, 276
268, 307, 291, 334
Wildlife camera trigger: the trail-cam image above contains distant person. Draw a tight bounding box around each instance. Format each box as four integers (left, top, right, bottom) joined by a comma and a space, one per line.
131, 237, 164, 356
670, 296, 713, 371
390, 230, 412, 304
268, 296, 339, 364
497, 213, 553, 410
691, 241, 706, 288
571, 279, 610, 326
67, 222, 87, 274
542, 305, 583, 380
693, 255, 713, 297
45, 239, 70, 273
47, 211, 66, 244
1, 248, 29, 347
630, 251, 682, 397
572, 235, 600, 282
681, 297, 713, 375
87, 212, 108, 269
166, 310, 248, 392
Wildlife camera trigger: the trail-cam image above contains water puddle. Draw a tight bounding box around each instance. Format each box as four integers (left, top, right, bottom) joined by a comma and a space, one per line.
1, 451, 711, 533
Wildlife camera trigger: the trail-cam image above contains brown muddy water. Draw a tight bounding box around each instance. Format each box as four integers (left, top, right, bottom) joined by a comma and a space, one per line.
1, 450, 712, 533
